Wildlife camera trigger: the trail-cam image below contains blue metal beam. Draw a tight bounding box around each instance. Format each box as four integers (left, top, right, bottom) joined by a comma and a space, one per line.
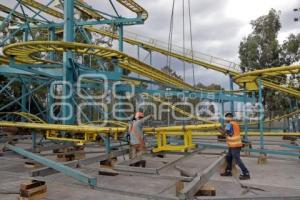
197, 143, 300, 157
6, 144, 97, 186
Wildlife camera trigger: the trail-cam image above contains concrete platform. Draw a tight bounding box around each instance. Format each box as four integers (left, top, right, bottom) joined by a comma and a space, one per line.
1, 139, 300, 200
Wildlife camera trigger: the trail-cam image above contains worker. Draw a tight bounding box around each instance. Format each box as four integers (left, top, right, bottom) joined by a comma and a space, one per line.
128, 112, 152, 159
217, 112, 250, 180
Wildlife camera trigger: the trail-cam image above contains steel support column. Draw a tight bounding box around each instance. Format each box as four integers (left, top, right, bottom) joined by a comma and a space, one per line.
258, 78, 264, 149
62, 0, 75, 124
229, 75, 234, 115
243, 83, 248, 140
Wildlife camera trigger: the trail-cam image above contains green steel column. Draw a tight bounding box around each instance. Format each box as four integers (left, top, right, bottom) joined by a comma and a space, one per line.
32, 130, 37, 151
21, 29, 29, 121
49, 26, 56, 60
21, 84, 27, 119
243, 83, 248, 141
47, 85, 54, 123
229, 76, 234, 115
221, 100, 224, 127
258, 78, 264, 149
62, 0, 75, 124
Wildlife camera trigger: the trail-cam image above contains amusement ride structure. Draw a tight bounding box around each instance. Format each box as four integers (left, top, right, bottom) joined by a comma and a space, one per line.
0, 0, 299, 187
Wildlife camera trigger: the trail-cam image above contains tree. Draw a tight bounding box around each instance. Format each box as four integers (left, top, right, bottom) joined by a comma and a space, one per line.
239, 9, 282, 72
238, 8, 300, 124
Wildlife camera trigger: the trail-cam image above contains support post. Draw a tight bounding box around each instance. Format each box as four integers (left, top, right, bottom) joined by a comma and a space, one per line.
229, 76, 234, 114
258, 78, 264, 149
243, 83, 248, 141
49, 26, 56, 60
221, 100, 224, 127
62, 0, 75, 125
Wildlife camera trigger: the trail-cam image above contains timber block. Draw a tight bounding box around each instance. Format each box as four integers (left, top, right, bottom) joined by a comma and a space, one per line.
55, 146, 85, 161
176, 181, 184, 197
195, 183, 216, 196
258, 154, 267, 165
24, 161, 42, 169
100, 157, 117, 168
19, 180, 47, 200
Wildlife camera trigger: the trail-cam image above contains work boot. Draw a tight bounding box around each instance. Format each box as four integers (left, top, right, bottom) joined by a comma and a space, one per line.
239, 173, 250, 180
220, 171, 232, 177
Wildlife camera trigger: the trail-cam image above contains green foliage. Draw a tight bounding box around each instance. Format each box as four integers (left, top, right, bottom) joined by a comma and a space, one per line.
238, 8, 300, 118
239, 9, 282, 71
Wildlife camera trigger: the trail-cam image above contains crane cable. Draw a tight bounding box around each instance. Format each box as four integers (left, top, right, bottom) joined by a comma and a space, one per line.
188, 0, 196, 86
166, 0, 176, 74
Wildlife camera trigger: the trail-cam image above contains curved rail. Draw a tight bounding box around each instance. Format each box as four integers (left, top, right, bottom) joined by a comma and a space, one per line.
3, 41, 195, 90
142, 93, 215, 124
83, 120, 128, 127
116, 0, 148, 20
234, 65, 300, 96
86, 27, 300, 98
0, 112, 46, 123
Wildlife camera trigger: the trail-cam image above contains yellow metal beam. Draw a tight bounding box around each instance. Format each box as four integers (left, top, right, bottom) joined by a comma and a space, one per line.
0, 4, 40, 23
3, 41, 195, 90
143, 93, 214, 123
85, 27, 300, 98
74, 0, 105, 20
19, 0, 64, 19
116, 0, 148, 20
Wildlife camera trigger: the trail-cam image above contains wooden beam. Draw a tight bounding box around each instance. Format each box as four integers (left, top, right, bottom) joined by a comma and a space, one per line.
179, 155, 225, 200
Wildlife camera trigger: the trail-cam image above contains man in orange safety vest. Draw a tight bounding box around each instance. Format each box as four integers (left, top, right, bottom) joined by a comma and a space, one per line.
217, 112, 250, 180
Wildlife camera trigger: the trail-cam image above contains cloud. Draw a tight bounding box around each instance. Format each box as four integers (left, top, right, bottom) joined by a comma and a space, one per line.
1, 0, 298, 89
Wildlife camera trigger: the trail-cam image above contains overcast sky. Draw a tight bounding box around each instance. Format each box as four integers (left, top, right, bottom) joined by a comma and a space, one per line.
1, 0, 300, 87
107, 0, 300, 87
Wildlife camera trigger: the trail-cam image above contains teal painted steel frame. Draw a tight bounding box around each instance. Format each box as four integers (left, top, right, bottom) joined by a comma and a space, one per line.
6, 144, 97, 186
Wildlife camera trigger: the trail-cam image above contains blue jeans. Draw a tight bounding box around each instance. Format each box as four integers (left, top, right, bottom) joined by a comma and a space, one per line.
226, 147, 249, 175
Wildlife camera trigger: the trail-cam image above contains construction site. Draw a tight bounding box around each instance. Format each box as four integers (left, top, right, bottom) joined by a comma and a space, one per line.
0, 0, 300, 200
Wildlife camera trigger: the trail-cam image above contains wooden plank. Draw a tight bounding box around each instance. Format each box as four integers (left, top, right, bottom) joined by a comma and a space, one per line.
176, 181, 184, 197
179, 155, 225, 200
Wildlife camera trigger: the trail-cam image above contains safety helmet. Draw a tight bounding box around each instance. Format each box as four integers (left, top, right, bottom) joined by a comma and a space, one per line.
225, 112, 234, 117
135, 112, 144, 119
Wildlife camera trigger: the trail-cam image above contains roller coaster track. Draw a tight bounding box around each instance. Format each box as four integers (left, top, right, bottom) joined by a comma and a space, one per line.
116, 0, 148, 20
144, 93, 300, 126
18, 0, 64, 19
142, 93, 215, 124
83, 120, 127, 127
85, 27, 300, 98
0, 112, 46, 123
3, 41, 195, 90
73, 0, 105, 20
234, 65, 300, 89
0, 120, 219, 134
0, 4, 40, 23
18, 0, 147, 21
247, 108, 300, 126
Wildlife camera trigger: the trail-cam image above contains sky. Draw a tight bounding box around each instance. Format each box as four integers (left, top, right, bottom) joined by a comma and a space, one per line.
1, 0, 300, 88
